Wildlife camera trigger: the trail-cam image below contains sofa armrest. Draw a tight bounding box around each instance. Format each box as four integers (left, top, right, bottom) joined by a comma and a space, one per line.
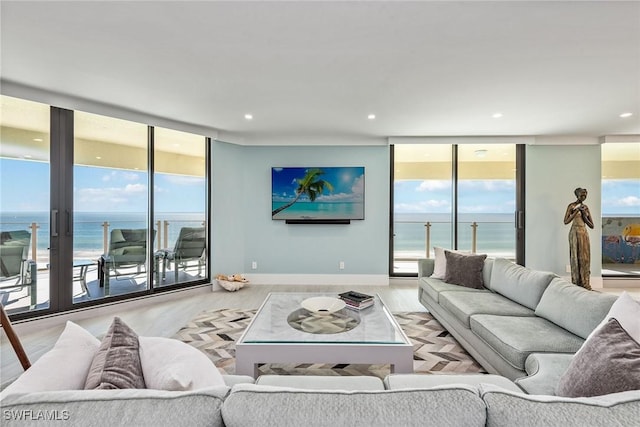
514, 353, 574, 395
418, 258, 435, 278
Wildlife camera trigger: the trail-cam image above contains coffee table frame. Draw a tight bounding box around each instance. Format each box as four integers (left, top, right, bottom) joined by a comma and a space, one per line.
235, 292, 414, 378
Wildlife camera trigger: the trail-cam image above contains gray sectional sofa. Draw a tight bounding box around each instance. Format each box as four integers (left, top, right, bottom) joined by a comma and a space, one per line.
418, 257, 618, 383
2, 260, 639, 426
2, 373, 639, 426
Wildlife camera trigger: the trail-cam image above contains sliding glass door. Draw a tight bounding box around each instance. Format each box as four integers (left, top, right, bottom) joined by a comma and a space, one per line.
391, 143, 520, 275
0, 96, 51, 314
1, 94, 211, 318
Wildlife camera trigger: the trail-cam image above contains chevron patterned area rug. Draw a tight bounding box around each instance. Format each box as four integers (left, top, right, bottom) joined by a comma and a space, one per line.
172, 309, 486, 378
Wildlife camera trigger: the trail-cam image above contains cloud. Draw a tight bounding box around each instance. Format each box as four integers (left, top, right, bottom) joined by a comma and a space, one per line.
394, 200, 451, 212
75, 183, 148, 210
164, 175, 204, 185
617, 196, 640, 207
416, 180, 450, 192
351, 175, 364, 195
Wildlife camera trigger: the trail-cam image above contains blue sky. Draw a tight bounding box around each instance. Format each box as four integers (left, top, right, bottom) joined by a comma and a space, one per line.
395, 179, 640, 215
272, 167, 364, 203
0, 159, 204, 213
2, 159, 637, 216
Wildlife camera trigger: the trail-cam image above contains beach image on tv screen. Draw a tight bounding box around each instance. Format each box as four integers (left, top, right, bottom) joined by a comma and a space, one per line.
272, 167, 365, 220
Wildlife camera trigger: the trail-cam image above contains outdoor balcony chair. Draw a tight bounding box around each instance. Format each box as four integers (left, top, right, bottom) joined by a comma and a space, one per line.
0, 230, 37, 307
156, 226, 206, 283
98, 228, 156, 294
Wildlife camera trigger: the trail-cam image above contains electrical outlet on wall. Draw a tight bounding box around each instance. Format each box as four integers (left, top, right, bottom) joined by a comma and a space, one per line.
339, 261, 345, 270
252, 261, 258, 270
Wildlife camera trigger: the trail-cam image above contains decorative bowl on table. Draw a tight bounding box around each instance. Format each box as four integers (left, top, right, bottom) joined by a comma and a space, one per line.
301, 296, 346, 315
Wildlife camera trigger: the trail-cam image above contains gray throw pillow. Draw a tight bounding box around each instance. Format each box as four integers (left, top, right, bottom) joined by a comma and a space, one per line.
84, 317, 146, 390
556, 318, 640, 397
443, 251, 487, 289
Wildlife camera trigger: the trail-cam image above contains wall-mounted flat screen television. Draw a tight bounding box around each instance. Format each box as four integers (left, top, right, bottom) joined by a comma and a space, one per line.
272, 166, 365, 222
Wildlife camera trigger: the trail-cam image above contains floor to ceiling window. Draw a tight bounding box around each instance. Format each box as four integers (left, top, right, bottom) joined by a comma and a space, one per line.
0, 94, 211, 318
153, 127, 207, 288
391, 143, 519, 275
0, 96, 51, 314
601, 142, 640, 277
73, 111, 150, 302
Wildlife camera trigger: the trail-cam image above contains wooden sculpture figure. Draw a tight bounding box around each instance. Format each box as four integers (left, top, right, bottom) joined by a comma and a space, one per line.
563, 187, 594, 290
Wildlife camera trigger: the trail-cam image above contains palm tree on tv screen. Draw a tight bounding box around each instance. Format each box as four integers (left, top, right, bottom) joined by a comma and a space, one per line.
272, 168, 334, 217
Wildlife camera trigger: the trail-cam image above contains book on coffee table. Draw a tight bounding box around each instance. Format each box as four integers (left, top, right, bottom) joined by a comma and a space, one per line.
339, 291, 374, 310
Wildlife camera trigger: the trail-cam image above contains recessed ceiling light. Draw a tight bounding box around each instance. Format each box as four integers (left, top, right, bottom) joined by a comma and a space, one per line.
173, 143, 180, 147
367, 114, 376, 120
492, 113, 503, 119
619, 112, 633, 118
23, 154, 32, 159
96, 156, 102, 160
33, 138, 43, 142
244, 114, 253, 120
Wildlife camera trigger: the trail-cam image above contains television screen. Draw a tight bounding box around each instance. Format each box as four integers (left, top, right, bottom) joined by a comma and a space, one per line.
272, 166, 365, 221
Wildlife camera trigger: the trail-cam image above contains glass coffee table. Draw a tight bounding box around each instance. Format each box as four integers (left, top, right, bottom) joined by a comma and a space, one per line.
235, 292, 414, 378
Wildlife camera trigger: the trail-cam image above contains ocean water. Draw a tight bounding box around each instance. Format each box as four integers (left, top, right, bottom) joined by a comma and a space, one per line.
2, 211, 517, 262
393, 213, 516, 258
272, 201, 364, 220
1, 212, 205, 262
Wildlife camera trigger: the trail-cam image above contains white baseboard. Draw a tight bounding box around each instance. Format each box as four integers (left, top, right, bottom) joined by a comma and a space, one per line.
242, 274, 389, 286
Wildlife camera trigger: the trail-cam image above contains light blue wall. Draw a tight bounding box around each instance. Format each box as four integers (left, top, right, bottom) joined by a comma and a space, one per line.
526, 143, 602, 277
212, 142, 390, 275
215, 139, 604, 280
211, 140, 246, 274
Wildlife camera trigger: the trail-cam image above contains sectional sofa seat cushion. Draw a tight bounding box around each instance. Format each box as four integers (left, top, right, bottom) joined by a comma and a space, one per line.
0, 387, 230, 427
221, 384, 487, 427
420, 277, 490, 303
515, 353, 575, 395
444, 251, 488, 289
255, 375, 384, 390
488, 258, 555, 310
439, 291, 535, 328
556, 318, 640, 398
384, 373, 523, 393
480, 384, 640, 427
535, 278, 618, 339
470, 315, 584, 371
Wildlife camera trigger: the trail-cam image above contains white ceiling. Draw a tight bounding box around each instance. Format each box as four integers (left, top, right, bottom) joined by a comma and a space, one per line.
1, 1, 639, 141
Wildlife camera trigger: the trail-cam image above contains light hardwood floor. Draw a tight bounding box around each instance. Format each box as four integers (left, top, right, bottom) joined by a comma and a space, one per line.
1, 282, 424, 389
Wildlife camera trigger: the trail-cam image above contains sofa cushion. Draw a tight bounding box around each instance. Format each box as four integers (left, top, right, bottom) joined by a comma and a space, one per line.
439, 292, 535, 328
488, 258, 554, 309
256, 375, 384, 390
480, 384, 640, 427
0, 387, 230, 427
535, 277, 617, 339
470, 315, 584, 370
419, 277, 489, 304
0, 321, 100, 399
515, 353, 574, 395
384, 373, 523, 393
584, 291, 640, 345
221, 384, 486, 427
444, 251, 487, 289
84, 317, 146, 390
139, 336, 225, 391
556, 318, 640, 398
430, 246, 458, 279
